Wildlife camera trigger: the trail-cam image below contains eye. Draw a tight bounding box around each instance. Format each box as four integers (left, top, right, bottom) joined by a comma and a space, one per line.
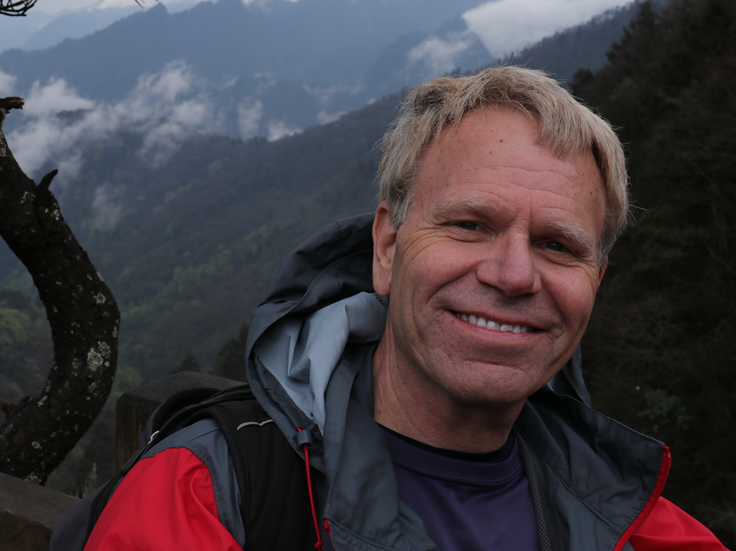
544, 241, 567, 253
456, 221, 481, 231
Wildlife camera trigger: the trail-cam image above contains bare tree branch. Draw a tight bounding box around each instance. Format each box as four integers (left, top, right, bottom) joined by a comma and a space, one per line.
0, 0, 37, 17
0, 98, 120, 485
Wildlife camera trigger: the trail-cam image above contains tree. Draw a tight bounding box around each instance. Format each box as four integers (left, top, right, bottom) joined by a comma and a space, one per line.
0, 100, 120, 484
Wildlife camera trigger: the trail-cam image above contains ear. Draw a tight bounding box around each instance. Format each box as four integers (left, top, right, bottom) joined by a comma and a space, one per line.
372, 201, 397, 296
596, 257, 607, 288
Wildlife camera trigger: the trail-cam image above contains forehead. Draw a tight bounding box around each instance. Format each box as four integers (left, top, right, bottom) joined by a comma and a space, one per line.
412, 108, 605, 224
421, 108, 600, 186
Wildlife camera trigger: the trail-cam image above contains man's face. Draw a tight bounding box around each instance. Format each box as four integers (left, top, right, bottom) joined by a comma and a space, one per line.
373, 108, 607, 411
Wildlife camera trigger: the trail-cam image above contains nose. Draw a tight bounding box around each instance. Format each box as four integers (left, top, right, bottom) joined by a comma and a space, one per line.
476, 234, 542, 297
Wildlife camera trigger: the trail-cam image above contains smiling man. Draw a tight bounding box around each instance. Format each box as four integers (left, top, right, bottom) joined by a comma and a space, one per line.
69, 67, 726, 551
372, 107, 608, 457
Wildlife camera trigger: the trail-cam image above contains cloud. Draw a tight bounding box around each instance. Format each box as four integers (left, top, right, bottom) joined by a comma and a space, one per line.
237, 99, 264, 139
267, 120, 300, 142
0, 70, 16, 96
463, 0, 633, 57
91, 183, 123, 231
5, 60, 224, 174
7, 108, 117, 177
316, 110, 345, 125
131, 60, 193, 106
406, 33, 476, 77
24, 78, 95, 118
304, 82, 363, 111
55, 153, 84, 191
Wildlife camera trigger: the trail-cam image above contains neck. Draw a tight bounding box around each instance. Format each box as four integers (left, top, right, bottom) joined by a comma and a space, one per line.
372, 332, 525, 454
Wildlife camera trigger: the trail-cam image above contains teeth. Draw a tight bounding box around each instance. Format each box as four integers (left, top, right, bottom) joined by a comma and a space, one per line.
455, 312, 529, 333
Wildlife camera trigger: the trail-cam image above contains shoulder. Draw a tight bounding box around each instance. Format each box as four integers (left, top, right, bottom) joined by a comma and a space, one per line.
86, 419, 244, 550
630, 497, 728, 551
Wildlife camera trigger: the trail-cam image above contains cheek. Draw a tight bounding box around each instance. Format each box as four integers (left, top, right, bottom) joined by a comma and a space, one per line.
397, 244, 475, 300
546, 272, 598, 330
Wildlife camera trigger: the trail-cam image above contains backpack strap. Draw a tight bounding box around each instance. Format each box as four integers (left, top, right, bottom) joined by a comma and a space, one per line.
205, 399, 318, 550
81, 385, 316, 550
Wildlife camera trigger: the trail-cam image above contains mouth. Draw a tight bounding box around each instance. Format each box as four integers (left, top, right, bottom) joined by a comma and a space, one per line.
452, 311, 537, 334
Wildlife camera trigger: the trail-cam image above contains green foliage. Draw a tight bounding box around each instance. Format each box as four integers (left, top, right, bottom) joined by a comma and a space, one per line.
0, 290, 52, 406
576, 0, 736, 543
0, 308, 31, 348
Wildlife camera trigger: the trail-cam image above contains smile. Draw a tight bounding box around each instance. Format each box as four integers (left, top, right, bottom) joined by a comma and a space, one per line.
453, 311, 534, 334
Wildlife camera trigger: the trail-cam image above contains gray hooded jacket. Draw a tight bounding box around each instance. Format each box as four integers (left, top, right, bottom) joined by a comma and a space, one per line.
245, 213, 669, 551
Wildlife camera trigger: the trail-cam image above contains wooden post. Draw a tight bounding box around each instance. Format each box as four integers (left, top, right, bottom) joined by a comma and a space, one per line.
115, 372, 243, 473
0, 471, 79, 551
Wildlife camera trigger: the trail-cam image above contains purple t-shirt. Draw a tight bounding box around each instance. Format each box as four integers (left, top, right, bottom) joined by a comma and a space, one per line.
381, 426, 541, 551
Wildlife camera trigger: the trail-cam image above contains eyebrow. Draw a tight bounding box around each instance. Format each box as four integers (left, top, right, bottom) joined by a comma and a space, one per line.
434, 197, 599, 258
432, 197, 502, 221
546, 220, 598, 257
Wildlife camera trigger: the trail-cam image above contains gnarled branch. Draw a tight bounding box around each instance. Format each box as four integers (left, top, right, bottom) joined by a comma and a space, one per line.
0, 0, 36, 17
0, 99, 120, 485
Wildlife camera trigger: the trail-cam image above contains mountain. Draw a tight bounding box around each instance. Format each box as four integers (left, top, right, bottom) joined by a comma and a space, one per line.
0, 9, 52, 54
0, 0, 486, 99
22, 6, 139, 51
363, 16, 493, 99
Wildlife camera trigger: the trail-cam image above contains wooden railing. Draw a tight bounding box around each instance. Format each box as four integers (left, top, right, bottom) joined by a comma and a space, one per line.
0, 372, 240, 551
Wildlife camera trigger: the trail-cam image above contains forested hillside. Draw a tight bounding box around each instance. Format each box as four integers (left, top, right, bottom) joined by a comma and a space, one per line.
573, 0, 736, 544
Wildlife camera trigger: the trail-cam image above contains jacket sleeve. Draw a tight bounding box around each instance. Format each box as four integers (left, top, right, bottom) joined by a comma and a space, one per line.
629, 497, 727, 551
85, 447, 242, 551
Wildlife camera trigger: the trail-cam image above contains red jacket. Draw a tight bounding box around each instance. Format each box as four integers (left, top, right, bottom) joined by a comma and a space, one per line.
85, 445, 728, 551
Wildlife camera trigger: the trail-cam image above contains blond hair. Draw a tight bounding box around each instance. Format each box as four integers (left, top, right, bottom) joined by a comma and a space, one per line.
377, 66, 629, 260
